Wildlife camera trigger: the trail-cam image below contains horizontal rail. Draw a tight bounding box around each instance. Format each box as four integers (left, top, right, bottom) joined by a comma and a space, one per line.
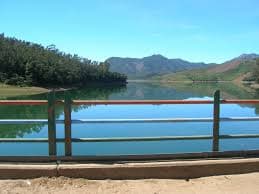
1, 117, 259, 124
71, 136, 212, 142
32, 149, 259, 161
72, 117, 259, 123
1, 150, 259, 162
73, 99, 259, 105
70, 134, 259, 141
0, 119, 49, 124
221, 100, 259, 104
221, 117, 259, 121
220, 134, 259, 139
0, 99, 259, 106
0, 100, 63, 105
1, 134, 259, 143
71, 118, 214, 123
0, 138, 49, 142
72, 100, 214, 105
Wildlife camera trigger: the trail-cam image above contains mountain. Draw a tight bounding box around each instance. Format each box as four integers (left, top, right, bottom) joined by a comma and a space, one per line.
234, 53, 259, 61
206, 54, 259, 74
106, 54, 211, 79
155, 54, 259, 82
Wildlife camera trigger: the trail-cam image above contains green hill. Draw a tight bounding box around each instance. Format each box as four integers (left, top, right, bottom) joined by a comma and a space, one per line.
154, 54, 258, 82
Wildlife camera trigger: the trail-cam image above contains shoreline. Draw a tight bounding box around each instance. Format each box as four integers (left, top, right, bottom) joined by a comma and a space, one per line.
0, 80, 257, 98
0, 81, 128, 98
0, 84, 49, 97
128, 79, 256, 84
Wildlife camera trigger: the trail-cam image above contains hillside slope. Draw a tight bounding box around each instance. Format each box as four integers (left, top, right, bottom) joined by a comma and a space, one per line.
106, 54, 211, 79
155, 54, 259, 82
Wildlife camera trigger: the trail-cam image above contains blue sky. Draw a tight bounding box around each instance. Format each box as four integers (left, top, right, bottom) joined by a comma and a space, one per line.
1, 0, 259, 63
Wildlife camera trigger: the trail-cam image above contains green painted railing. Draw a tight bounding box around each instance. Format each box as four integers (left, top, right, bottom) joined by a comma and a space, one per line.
0, 90, 259, 162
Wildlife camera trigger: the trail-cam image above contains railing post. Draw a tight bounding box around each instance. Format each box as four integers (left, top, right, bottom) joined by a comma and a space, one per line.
48, 91, 56, 156
64, 92, 72, 156
213, 90, 220, 151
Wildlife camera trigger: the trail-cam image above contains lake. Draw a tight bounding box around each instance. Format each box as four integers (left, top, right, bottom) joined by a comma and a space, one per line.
0, 82, 259, 156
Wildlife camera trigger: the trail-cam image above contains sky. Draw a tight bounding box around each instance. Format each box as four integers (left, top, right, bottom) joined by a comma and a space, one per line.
0, 0, 259, 63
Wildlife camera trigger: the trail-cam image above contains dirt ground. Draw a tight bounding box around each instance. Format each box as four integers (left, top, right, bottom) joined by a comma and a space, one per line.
1, 173, 259, 194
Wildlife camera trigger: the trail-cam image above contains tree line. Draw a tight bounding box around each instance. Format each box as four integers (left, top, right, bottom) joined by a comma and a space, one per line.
0, 34, 127, 86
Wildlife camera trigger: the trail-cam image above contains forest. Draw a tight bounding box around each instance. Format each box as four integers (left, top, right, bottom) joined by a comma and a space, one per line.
0, 34, 127, 86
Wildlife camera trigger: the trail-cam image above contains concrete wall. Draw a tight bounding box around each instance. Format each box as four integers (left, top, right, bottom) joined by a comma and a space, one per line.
1, 158, 259, 179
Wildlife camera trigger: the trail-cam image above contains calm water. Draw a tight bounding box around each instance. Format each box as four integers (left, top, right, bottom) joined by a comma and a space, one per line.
0, 82, 259, 156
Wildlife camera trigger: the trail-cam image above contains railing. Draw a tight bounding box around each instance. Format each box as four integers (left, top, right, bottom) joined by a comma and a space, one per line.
0, 90, 259, 162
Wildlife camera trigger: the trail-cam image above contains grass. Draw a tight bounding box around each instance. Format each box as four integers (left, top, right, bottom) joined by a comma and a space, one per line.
0, 84, 48, 98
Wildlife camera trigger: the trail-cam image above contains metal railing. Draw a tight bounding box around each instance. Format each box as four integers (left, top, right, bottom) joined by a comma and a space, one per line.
0, 90, 259, 162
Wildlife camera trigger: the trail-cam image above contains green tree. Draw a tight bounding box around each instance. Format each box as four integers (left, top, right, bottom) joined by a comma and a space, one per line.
0, 34, 127, 86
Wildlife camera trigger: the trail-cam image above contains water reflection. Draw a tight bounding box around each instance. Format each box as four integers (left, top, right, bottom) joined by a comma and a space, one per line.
0, 82, 258, 139
0, 84, 126, 137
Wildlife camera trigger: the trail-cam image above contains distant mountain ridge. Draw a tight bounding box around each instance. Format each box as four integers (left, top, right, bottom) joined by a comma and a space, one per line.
234, 53, 259, 61
154, 53, 259, 82
106, 54, 211, 78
